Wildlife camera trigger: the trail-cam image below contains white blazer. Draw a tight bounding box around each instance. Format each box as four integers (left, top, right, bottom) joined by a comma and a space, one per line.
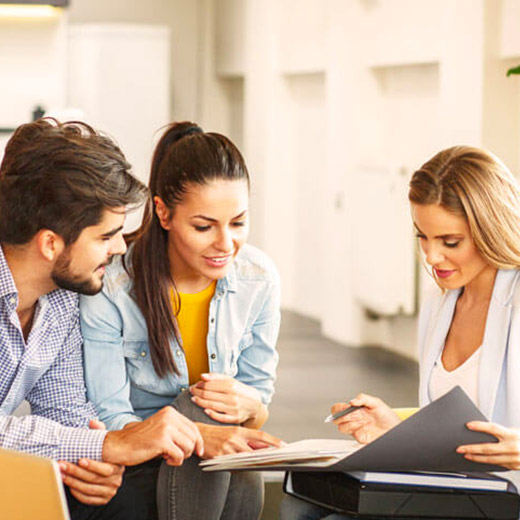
418, 269, 520, 428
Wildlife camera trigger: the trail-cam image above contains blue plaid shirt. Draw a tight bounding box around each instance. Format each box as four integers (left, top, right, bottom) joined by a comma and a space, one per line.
0, 245, 106, 462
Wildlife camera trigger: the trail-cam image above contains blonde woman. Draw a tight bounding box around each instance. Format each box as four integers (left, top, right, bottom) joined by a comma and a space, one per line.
281, 146, 520, 520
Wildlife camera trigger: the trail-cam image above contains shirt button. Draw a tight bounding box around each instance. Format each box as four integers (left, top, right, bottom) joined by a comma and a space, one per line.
9, 297, 15, 305
210, 353, 216, 360
176, 350, 182, 357
140, 351, 146, 357
181, 387, 188, 392
210, 318, 215, 324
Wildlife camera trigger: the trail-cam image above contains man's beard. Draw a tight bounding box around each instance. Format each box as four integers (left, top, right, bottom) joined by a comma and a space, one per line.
52, 250, 111, 296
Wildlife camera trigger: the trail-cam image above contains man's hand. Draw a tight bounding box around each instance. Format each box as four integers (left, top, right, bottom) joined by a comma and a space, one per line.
59, 419, 124, 506
102, 406, 204, 466
190, 373, 268, 427
59, 459, 124, 506
196, 423, 283, 459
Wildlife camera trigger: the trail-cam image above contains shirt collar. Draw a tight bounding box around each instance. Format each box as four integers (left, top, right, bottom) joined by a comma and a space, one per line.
0, 244, 71, 324
0, 244, 19, 302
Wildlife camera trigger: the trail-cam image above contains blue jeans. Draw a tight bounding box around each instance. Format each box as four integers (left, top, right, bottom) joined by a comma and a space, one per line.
280, 495, 354, 520
157, 391, 264, 520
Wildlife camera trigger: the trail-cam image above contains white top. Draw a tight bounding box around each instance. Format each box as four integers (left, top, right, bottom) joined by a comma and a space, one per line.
429, 346, 481, 406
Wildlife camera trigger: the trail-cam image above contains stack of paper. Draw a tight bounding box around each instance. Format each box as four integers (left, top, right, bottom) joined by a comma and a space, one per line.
347, 471, 509, 491
200, 439, 361, 472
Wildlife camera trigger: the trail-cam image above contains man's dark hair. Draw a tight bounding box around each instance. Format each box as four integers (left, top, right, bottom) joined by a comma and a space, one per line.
0, 118, 147, 245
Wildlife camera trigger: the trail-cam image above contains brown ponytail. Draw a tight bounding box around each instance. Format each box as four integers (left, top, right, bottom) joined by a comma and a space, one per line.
126, 122, 249, 377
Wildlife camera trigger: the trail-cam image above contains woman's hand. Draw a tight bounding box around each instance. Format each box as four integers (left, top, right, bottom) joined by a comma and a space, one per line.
456, 421, 520, 470
196, 422, 283, 459
190, 373, 267, 427
331, 394, 401, 444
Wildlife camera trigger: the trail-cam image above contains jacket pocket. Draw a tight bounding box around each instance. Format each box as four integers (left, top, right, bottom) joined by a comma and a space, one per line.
225, 331, 254, 377
122, 341, 181, 395
122, 341, 157, 391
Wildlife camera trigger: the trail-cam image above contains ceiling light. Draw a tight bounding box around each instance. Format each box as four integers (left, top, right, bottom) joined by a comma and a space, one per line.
0, 4, 61, 18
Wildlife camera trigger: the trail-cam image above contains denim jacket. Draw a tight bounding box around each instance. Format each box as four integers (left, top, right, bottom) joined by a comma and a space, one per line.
79, 244, 281, 431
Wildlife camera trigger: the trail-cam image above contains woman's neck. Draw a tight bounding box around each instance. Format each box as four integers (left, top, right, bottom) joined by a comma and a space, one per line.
167, 246, 214, 294
175, 277, 215, 295
459, 265, 497, 306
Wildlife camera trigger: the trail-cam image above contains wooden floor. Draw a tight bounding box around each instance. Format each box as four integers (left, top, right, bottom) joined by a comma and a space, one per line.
260, 310, 419, 520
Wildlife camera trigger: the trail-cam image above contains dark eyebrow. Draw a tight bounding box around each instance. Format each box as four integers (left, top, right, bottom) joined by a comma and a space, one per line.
100, 225, 124, 239
191, 210, 247, 223
414, 223, 463, 239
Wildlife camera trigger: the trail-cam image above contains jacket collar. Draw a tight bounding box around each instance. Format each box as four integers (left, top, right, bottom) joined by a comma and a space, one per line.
479, 269, 519, 417
422, 269, 520, 418
216, 259, 238, 294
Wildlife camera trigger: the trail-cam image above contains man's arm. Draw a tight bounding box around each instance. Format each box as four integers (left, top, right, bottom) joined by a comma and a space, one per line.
0, 315, 108, 462
0, 413, 107, 461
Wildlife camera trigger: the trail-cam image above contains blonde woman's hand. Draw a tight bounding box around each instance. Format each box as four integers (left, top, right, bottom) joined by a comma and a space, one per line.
196, 423, 283, 459
190, 373, 267, 427
457, 421, 520, 470
331, 394, 401, 444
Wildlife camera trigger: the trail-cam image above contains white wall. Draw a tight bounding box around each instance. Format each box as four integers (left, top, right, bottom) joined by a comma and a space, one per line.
198, 0, 520, 359
68, 0, 202, 122
5, 0, 520, 361
0, 8, 68, 160
67, 24, 170, 185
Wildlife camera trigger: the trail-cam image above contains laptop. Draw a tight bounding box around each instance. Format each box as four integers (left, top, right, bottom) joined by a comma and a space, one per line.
0, 447, 70, 520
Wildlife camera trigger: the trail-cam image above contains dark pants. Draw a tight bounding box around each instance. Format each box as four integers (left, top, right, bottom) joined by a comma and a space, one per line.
67, 458, 161, 520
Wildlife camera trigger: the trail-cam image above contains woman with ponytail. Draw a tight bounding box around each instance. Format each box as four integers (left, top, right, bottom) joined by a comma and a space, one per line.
80, 122, 282, 519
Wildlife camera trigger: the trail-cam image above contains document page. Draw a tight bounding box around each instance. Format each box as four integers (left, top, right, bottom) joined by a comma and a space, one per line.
200, 439, 361, 471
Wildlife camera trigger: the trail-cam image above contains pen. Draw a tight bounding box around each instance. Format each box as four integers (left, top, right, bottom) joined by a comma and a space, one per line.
324, 405, 364, 423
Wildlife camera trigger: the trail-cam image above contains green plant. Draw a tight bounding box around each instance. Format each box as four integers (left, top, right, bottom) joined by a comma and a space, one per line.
507, 65, 520, 77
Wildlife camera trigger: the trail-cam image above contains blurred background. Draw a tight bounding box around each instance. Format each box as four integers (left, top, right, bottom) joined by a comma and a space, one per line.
3, 0, 520, 516
3, 0, 520, 394
3, 0, 520, 363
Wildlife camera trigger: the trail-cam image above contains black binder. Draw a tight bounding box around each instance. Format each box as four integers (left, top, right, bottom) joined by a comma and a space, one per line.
284, 471, 520, 519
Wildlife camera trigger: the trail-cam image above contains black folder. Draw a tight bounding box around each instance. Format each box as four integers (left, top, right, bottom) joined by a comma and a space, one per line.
284, 471, 520, 519
201, 387, 508, 473
322, 386, 504, 474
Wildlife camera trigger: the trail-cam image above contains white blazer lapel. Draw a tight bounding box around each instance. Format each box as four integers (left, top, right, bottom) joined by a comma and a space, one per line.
478, 270, 519, 418
419, 288, 460, 405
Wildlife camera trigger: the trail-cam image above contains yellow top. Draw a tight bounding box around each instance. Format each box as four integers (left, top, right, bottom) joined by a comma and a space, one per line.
175, 281, 216, 385
393, 407, 419, 421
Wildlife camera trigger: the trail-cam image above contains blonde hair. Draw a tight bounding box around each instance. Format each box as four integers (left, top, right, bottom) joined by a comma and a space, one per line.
409, 146, 520, 269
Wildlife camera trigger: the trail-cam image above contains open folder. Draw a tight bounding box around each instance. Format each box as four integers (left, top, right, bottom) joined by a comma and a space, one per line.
200, 386, 505, 473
